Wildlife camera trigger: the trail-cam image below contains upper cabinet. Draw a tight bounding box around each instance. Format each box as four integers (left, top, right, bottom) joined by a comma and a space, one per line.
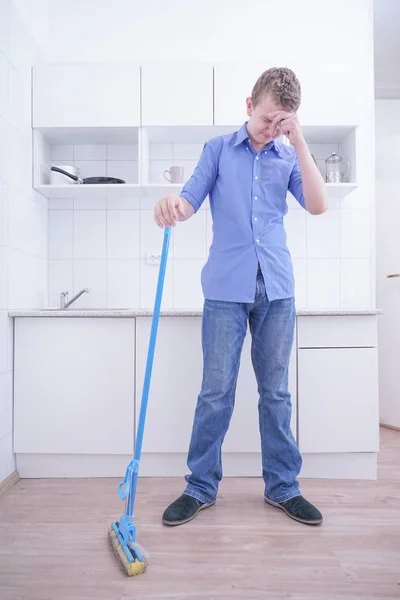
141, 63, 213, 126
214, 63, 279, 126
33, 64, 141, 128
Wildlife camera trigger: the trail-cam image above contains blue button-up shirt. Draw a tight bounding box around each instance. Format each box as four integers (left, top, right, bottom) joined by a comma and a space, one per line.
180, 122, 306, 303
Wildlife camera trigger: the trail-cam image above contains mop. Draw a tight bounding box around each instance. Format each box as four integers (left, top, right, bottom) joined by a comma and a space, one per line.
108, 226, 172, 576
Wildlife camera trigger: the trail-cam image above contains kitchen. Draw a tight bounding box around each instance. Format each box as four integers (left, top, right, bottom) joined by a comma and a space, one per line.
0, 0, 399, 598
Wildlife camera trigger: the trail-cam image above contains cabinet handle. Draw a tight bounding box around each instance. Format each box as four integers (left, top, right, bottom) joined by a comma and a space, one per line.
387, 273, 400, 278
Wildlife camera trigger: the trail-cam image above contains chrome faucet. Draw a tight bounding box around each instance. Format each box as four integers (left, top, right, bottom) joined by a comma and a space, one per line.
60, 288, 90, 309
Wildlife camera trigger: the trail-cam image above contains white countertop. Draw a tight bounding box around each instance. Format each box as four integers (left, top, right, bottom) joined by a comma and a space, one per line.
8, 308, 382, 318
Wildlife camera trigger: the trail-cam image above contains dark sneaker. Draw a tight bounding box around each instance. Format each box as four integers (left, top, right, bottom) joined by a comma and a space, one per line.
264, 494, 323, 525
162, 493, 215, 526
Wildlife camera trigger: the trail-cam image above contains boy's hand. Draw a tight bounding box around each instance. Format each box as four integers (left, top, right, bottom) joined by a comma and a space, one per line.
154, 194, 187, 228
268, 110, 304, 147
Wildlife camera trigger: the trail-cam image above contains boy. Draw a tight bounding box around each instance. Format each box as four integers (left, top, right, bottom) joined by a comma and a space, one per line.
153, 67, 327, 527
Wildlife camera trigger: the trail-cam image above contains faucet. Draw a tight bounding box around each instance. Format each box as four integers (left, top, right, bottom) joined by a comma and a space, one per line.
60, 288, 90, 309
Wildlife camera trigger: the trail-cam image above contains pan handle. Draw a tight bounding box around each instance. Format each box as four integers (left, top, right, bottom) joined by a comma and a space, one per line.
50, 165, 80, 182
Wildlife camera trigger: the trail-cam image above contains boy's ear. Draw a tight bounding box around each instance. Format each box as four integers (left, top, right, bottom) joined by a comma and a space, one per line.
246, 97, 253, 117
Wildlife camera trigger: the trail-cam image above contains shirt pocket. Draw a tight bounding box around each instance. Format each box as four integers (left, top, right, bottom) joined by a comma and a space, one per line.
264, 159, 291, 187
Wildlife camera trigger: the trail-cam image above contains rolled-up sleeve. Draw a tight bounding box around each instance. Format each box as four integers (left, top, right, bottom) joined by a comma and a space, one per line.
288, 155, 306, 209
180, 140, 219, 213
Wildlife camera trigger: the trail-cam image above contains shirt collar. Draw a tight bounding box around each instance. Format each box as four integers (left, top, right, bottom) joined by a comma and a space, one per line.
234, 122, 282, 157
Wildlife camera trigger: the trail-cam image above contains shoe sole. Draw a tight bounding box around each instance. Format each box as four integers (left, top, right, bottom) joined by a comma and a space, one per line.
162, 501, 215, 526
264, 496, 323, 526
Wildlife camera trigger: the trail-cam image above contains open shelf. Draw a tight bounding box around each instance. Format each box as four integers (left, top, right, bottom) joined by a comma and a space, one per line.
33, 124, 358, 200
35, 182, 357, 200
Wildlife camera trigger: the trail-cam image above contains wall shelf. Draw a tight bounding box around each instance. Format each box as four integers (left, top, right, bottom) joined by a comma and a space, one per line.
35, 182, 357, 200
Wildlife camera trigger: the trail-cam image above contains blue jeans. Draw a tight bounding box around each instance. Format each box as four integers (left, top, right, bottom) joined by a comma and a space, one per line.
184, 270, 302, 504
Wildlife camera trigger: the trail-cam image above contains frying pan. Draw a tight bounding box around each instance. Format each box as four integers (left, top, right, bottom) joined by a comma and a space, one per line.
50, 165, 125, 184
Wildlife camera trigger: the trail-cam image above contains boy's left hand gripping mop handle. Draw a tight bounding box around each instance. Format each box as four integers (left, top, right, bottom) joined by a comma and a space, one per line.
117, 226, 172, 544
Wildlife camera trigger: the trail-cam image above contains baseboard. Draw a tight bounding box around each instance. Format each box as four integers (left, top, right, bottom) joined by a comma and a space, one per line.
0, 470, 20, 496
16, 452, 377, 480
380, 423, 400, 432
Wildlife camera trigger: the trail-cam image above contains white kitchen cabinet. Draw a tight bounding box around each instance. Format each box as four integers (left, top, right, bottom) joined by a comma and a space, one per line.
33, 64, 141, 127
213, 62, 281, 126
298, 347, 379, 453
141, 63, 213, 126
14, 317, 135, 454
135, 317, 296, 455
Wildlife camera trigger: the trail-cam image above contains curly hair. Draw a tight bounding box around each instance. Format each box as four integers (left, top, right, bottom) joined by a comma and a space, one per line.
251, 67, 301, 112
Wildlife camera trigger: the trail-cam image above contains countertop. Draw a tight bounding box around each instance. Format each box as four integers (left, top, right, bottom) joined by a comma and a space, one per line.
8, 308, 382, 318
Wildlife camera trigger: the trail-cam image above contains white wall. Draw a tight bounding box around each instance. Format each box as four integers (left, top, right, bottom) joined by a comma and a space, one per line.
375, 99, 400, 428
0, 0, 48, 483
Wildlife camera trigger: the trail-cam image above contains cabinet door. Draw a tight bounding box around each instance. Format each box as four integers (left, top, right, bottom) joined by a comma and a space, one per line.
135, 317, 202, 453
214, 63, 280, 126
224, 334, 297, 452
135, 317, 296, 454
14, 318, 135, 454
298, 348, 379, 453
141, 63, 213, 126
33, 64, 141, 127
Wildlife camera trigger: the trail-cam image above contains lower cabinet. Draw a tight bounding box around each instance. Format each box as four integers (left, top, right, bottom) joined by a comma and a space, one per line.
14, 317, 135, 455
298, 347, 379, 453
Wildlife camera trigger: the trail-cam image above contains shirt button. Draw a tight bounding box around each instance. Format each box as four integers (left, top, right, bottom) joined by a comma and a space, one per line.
254, 217, 258, 222
254, 196, 258, 200
256, 156, 259, 160
255, 176, 258, 180
256, 239, 260, 243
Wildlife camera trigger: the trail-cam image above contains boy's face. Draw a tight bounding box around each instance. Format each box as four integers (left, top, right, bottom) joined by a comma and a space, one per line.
246, 93, 285, 146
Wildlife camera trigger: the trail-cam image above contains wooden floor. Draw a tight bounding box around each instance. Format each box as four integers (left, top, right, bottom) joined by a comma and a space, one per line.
0, 428, 399, 600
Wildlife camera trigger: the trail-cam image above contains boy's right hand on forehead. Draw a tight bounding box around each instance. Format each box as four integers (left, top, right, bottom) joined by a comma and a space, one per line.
154, 194, 186, 228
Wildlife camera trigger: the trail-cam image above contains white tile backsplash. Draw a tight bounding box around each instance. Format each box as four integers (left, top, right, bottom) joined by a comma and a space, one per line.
307, 259, 340, 309
174, 259, 205, 309
292, 259, 307, 308
107, 259, 140, 308
107, 144, 138, 160
341, 259, 372, 308
284, 209, 307, 259
48, 209, 73, 259
45, 140, 375, 311
107, 196, 140, 210
74, 144, 107, 161
340, 209, 371, 258
51, 145, 74, 162
307, 209, 339, 259
107, 210, 140, 259
73, 197, 107, 210
73, 259, 106, 308
74, 210, 106, 258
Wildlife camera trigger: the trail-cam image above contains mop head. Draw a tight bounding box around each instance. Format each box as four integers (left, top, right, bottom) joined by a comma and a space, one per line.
108, 526, 147, 576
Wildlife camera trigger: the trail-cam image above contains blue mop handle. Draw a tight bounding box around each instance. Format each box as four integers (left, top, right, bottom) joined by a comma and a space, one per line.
127, 226, 172, 516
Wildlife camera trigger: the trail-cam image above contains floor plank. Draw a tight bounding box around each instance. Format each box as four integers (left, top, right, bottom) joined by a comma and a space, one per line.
0, 428, 399, 599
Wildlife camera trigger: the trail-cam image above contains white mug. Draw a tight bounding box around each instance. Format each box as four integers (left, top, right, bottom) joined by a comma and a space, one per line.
163, 166, 184, 184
